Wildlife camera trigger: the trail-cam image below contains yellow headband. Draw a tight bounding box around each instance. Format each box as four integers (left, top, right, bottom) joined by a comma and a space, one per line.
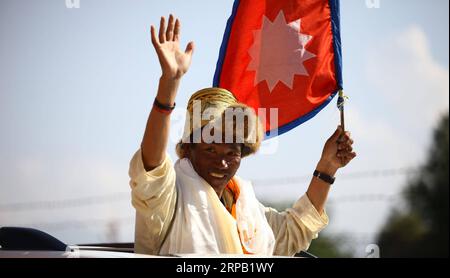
176, 87, 263, 158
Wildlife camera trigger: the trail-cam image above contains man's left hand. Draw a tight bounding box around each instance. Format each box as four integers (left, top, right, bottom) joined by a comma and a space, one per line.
317, 126, 356, 175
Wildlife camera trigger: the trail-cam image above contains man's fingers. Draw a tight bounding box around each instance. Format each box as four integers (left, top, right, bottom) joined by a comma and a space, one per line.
337, 150, 357, 159
337, 154, 356, 167
150, 25, 159, 47
159, 16, 166, 43
174, 18, 181, 41
166, 14, 175, 41
330, 126, 343, 143
339, 131, 351, 143
340, 152, 357, 160
345, 152, 357, 164
338, 139, 354, 151
185, 41, 195, 56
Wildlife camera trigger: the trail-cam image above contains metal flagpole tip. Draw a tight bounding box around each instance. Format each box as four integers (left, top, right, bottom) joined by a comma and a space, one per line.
337, 90, 346, 111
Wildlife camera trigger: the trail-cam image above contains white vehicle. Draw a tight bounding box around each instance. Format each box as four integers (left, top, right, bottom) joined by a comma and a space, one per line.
0, 227, 316, 258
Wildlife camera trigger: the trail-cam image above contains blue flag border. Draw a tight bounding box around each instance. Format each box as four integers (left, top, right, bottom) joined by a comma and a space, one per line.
213, 0, 343, 139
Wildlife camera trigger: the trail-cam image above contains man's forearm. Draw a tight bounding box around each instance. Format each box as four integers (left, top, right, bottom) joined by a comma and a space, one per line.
305, 161, 337, 215
141, 76, 181, 171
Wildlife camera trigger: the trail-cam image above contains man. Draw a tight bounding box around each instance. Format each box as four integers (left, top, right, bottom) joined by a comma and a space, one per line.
129, 15, 356, 256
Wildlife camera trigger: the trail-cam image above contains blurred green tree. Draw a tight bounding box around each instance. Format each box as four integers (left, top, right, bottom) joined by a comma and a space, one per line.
306, 231, 354, 258
376, 113, 449, 257
263, 201, 353, 258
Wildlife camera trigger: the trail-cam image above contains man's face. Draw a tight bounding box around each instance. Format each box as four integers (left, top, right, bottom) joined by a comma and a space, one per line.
187, 142, 242, 192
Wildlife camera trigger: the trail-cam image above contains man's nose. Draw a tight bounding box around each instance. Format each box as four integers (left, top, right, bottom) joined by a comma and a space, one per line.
217, 158, 229, 169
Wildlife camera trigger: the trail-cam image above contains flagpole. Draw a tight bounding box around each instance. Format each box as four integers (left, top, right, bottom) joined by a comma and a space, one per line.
338, 89, 346, 135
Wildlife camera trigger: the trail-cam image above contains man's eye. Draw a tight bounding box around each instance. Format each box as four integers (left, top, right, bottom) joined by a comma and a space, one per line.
205, 148, 215, 153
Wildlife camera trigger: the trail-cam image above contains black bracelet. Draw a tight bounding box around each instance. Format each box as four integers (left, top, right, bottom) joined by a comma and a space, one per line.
153, 98, 176, 111
313, 170, 335, 185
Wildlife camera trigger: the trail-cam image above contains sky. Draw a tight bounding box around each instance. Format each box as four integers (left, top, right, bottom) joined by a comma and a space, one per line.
0, 0, 448, 257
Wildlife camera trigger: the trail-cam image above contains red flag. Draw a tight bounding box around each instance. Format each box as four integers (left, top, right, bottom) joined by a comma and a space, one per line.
214, 0, 343, 137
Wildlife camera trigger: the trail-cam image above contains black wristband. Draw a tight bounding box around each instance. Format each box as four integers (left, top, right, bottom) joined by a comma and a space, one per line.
154, 98, 176, 111
313, 170, 335, 185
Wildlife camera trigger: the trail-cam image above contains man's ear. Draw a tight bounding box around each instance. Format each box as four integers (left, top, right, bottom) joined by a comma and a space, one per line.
182, 143, 192, 159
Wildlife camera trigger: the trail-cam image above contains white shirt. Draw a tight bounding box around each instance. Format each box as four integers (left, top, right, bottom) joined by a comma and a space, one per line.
128, 149, 329, 256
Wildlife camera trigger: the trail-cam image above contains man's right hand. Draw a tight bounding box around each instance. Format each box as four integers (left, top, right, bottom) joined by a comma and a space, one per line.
151, 14, 194, 80
141, 15, 193, 171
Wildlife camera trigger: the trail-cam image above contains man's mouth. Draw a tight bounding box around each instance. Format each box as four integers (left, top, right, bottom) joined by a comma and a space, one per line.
209, 172, 227, 179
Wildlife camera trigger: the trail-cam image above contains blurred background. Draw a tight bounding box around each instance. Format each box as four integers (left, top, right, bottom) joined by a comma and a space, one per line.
0, 0, 448, 258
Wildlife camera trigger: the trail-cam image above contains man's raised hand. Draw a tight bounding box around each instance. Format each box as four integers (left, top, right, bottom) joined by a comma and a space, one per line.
150, 14, 194, 80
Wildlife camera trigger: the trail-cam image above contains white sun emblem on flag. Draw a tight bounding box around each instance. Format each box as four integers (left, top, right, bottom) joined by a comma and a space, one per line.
247, 10, 316, 92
